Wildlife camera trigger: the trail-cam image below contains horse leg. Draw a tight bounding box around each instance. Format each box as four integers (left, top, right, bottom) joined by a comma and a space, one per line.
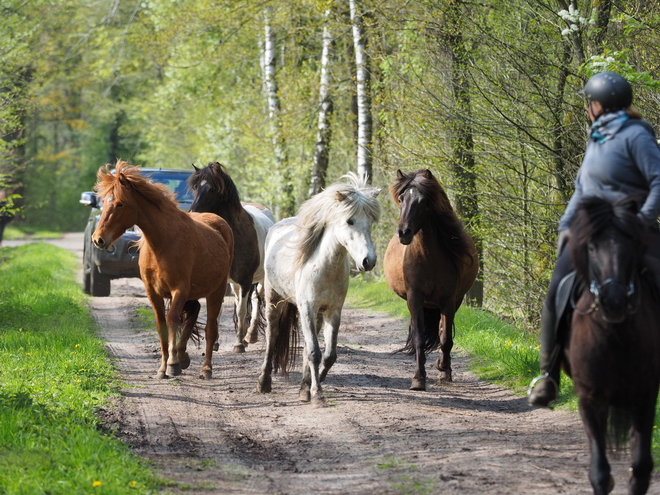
319, 309, 340, 382
175, 300, 201, 370
231, 282, 249, 353
256, 290, 282, 393
298, 303, 324, 406
199, 289, 223, 380
164, 291, 187, 378
579, 399, 614, 495
436, 306, 455, 382
408, 295, 427, 391
628, 400, 656, 495
147, 293, 169, 379
246, 283, 263, 344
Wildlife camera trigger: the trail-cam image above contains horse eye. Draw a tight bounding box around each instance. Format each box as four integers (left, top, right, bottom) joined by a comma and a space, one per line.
116, 202, 124, 208
347, 218, 355, 226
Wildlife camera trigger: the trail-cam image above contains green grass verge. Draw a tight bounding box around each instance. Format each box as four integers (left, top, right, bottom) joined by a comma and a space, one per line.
347, 275, 660, 457
3, 226, 62, 240
0, 243, 159, 494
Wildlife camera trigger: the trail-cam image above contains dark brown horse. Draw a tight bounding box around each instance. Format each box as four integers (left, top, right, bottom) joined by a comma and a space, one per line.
384, 169, 478, 391
188, 162, 274, 352
565, 196, 660, 495
92, 161, 234, 379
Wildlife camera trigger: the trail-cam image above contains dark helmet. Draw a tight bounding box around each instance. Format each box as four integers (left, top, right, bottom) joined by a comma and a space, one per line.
579, 72, 633, 112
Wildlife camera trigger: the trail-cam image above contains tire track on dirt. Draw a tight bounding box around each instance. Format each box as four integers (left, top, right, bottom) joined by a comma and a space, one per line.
91, 278, 659, 494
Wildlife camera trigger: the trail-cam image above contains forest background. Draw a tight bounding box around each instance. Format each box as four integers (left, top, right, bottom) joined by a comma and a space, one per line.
2, 0, 660, 330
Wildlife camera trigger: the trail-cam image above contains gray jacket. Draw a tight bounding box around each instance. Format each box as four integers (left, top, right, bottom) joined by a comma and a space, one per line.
559, 117, 660, 232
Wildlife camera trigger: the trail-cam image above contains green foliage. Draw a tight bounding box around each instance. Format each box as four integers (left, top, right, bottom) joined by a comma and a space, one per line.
0, 243, 158, 494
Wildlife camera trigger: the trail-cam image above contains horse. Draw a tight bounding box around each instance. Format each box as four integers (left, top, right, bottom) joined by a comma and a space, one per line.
188, 162, 275, 352
256, 173, 381, 406
92, 160, 234, 380
383, 169, 478, 391
564, 195, 660, 495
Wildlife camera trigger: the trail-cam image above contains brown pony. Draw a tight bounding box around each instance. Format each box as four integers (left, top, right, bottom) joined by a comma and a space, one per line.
384, 169, 478, 391
92, 160, 234, 379
566, 196, 660, 494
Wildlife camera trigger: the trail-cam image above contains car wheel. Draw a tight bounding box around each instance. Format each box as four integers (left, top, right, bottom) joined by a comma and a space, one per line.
90, 264, 111, 297
82, 247, 92, 295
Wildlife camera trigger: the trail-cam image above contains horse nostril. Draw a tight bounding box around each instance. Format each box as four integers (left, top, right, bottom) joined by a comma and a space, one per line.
362, 256, 376, 271
398, 228, 410, 239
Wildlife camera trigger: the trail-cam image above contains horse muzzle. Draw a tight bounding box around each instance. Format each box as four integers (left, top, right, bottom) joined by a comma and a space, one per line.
397, 228, 413, 245
591, 279, 637, 324
92, 234, 113, 250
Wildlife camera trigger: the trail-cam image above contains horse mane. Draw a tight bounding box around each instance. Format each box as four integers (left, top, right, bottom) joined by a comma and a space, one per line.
391, 169, 474, 265
294, 172, 381, 270
188, 162, 242, 211
569, 195, 646, 284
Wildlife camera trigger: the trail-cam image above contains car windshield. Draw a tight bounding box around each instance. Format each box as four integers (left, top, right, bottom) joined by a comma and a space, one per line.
144, 171, 193, 203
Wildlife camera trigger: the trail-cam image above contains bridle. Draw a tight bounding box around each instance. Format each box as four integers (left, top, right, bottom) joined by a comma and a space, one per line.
573, 273, 642, 321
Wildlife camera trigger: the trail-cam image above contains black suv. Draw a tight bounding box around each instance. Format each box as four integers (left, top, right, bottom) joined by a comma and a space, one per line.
80, 168, 194, 296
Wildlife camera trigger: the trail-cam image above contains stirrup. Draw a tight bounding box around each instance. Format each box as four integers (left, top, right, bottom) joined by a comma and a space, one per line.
527, 372, 559, 406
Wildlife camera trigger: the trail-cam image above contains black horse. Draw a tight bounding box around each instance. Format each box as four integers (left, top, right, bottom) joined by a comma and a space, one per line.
565, 196, 660, 495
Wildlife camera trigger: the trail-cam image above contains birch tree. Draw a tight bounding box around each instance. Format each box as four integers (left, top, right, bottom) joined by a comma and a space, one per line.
263, 7, 295, 217
349, 0, 372, 183
309, 9, 334, 197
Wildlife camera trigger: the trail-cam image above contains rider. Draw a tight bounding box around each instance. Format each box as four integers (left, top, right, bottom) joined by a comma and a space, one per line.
528, 71, 660, 408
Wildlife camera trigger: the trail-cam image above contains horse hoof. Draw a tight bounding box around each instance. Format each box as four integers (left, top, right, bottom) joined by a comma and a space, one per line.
410, 378, 426, 391
299, 389, 311, 402
180, 352, 191, 370
438, 370, 453, 382
319, 369, 328, 382
166, 364, 182, 377
247, 332, 258, 344
156, 371, 169, 379
311, 395, 327, 408
257, 376, 271, 393
199, 369, 212, 380
233, 344, 245, 353
213, 342, 219, 352
607, 475, 614, 493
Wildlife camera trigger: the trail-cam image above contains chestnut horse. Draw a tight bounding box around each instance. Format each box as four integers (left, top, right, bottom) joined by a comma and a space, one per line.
256, 173, 381, 406
92, 161, 233, 379
566, 196, 660, 495
188, 162, 275, 352
384, 169, 478, 391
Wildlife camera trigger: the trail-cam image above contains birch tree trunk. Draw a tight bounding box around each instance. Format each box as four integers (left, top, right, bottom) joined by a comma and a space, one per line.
263, 8, 294, 217
308, 10, 334, 197
349, 0, 372, 183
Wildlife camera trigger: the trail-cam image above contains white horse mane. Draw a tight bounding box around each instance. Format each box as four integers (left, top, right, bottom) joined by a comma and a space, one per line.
294, 172, 381, 270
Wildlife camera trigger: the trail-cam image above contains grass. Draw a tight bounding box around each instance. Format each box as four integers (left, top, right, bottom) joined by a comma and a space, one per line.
3, 225, 62, 240
0, 243, 159, 494
347, 275, 660, 458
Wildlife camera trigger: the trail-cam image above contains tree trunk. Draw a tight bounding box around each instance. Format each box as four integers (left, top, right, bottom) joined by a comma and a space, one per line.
263, 8, 294, 217
441, 0, 483, 307
349, 0, 372, 183
309, 10, 334, 197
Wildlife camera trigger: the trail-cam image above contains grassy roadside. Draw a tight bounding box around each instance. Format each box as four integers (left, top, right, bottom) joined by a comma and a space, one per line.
3, 225, 62, 240
347, 275, 660, 459
0, 243, 158, 494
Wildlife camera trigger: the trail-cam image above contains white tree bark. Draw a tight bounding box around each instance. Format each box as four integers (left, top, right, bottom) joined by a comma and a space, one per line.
263, 7, 294, 216
349, 0, 372, 183
309, 10, 334, 197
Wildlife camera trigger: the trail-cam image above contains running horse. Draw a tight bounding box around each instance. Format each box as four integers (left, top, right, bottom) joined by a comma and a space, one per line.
256, 173, 381, 406
92, 160, 234, 379
384, 169, 478, 391
565, 196, 660, 495
188, 162, 275, 352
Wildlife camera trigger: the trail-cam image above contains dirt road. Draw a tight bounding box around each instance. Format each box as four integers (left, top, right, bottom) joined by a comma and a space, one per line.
89, 279, 660, 495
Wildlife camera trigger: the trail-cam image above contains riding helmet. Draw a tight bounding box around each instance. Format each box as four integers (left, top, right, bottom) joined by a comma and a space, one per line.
579, 72, 633, 111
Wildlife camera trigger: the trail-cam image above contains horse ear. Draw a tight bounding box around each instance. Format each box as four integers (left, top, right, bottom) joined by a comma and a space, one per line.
191, 163, 199, 171
396, 169, 404, 179
370, 188, 381, 198
423, 169, 434, 180
335, 191, 347, 202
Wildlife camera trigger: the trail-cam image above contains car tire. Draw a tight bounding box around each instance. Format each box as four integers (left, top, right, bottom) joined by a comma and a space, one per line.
90, 264, 111, 297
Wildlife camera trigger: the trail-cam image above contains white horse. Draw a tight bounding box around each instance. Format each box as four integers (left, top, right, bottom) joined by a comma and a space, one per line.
256, 173, 381, 406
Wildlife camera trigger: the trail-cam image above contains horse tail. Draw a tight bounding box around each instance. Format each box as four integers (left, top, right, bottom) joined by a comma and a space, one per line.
607, 407, 632, 451
272, 301, 299, 377
399, 307, 442, 355
181, 300, 202, 343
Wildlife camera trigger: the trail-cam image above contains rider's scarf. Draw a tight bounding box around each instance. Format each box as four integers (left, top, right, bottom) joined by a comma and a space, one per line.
590, 110, 630, 144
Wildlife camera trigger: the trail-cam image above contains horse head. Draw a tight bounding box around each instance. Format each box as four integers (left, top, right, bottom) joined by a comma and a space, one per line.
391, 169, 453, 245
189, 162, 240, 214
570, 196, 647, 324
92, 161, 141, 249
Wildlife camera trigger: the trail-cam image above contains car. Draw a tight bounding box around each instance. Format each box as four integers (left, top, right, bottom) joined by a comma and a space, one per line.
80, 167, 194, 296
